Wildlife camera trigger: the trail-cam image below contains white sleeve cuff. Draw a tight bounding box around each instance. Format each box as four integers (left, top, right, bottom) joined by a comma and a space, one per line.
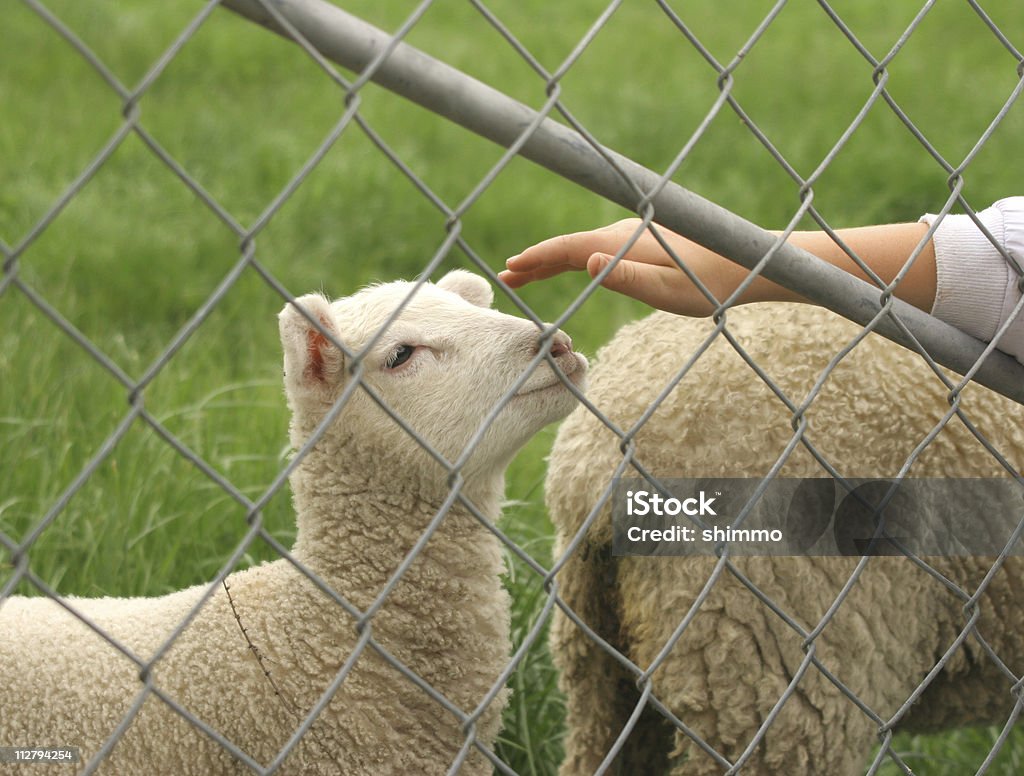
920, 197, 1024, 364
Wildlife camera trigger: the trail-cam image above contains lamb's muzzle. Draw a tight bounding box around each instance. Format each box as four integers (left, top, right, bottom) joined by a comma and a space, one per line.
547, 332, 572, 359
516, 331, 587, 396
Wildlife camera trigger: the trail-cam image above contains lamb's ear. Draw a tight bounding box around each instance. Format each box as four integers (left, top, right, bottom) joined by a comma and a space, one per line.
279, 294, 345, 405
437, 269, 493, 308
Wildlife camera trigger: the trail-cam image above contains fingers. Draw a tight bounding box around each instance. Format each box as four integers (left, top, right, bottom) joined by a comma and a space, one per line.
497, 265, 569, 288
501, 245, 717, 316
499, 220, 714, 314
587, 253, 713, 316
501, 221, 671, 288
499, 232, 611, 289
506, 230, 620, 274
510, 219, 671, 269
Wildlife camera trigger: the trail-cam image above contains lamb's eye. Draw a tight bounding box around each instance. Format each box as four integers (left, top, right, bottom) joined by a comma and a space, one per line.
386, 345, 416, 369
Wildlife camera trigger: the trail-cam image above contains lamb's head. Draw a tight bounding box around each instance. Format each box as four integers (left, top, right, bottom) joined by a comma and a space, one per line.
279, 269, 587, 489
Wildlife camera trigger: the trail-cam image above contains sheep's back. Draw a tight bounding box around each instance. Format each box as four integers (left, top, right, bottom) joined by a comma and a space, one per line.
549, 304, 1024, 541
547, 303, 1024, 741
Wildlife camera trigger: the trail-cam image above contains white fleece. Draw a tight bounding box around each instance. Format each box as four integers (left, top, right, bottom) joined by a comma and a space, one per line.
0, 270, 587, 775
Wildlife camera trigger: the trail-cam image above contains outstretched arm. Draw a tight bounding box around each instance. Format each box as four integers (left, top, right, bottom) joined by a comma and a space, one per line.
499, 218, 937, 317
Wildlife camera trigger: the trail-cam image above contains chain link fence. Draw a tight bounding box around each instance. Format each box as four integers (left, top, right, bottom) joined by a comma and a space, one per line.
3, 0, 1024, 773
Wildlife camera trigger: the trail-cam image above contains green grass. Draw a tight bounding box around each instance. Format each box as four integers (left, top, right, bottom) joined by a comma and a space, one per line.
3, 1, 1024, 774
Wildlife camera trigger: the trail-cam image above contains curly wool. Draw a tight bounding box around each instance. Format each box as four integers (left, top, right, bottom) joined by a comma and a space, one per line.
547, 304, 1024, 775
0, 270, 586, 775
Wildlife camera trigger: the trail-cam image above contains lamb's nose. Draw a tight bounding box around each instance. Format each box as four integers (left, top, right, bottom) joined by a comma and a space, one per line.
548, 333, 572, 358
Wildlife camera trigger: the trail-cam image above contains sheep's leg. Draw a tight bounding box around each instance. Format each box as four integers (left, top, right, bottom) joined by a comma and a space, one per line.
617, 702, 674, 774
615, 559, 884, 776
551, 544, 640, 775
661, 693, 874, 776
650, 645, 879, 776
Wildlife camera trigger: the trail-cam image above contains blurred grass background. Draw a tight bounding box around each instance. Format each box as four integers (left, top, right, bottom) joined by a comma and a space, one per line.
2, 1, 1023, 773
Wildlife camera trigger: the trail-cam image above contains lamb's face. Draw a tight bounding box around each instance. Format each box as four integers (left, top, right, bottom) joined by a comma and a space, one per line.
279, 270, 587, 478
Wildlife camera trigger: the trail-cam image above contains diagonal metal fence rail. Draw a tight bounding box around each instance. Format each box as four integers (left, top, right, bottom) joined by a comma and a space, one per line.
2, 0, 1024, 774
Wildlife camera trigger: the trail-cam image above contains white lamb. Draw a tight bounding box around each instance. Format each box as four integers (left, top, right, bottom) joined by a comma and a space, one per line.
546, 303, 1024, 775
0, 269, 587, 775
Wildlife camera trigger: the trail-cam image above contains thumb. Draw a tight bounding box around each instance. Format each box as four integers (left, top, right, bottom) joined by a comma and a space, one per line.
586, 252, 713, 316
589, 254, 634, 288
586, 252, 646, 297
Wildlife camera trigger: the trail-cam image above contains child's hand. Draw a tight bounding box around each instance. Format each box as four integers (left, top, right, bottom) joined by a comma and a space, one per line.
500, 218, 788, 316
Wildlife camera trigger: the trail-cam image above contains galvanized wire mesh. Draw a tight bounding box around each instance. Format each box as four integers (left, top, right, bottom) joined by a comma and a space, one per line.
3, 0, 1024, 774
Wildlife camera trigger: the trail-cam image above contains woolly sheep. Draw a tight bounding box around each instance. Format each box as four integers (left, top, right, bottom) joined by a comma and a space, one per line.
546, 303, 1024, 775
0, 269, 587, 775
